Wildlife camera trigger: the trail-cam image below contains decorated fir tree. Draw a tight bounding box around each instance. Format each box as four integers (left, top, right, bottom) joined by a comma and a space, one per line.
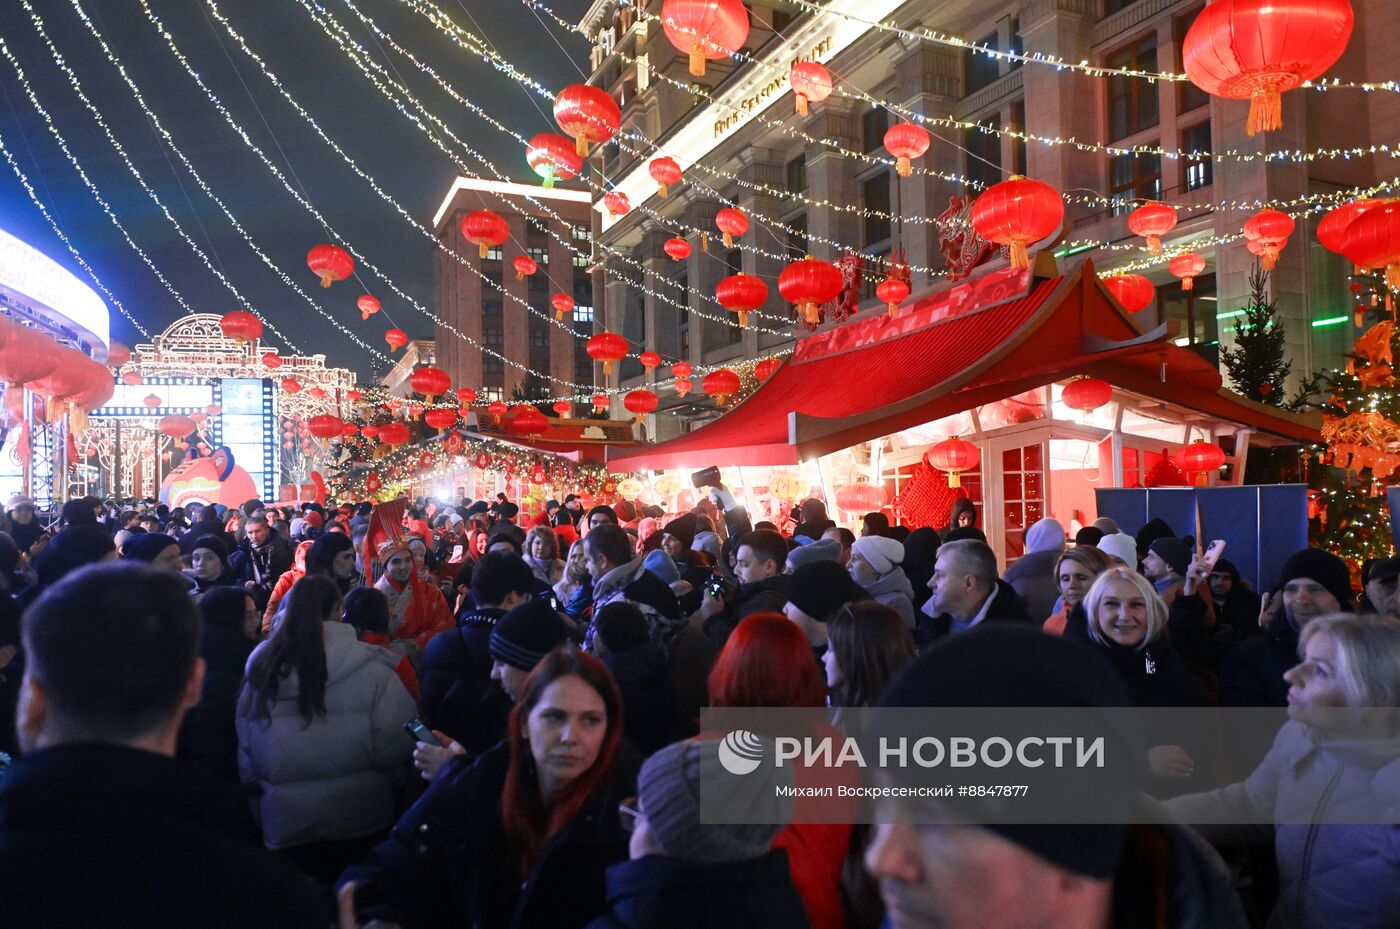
1220, 262, 1291, 405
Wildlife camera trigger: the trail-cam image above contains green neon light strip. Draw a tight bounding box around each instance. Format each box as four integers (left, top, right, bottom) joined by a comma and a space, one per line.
1312, 316, 1349, 328
1216, 310, 1246, 320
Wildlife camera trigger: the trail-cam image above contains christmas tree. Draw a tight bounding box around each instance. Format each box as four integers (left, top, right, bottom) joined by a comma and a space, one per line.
1220, 261, 1291, 405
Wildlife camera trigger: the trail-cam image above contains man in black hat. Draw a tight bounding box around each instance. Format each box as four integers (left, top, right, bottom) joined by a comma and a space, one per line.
1208, 557, 1263, 644
782, 560, 868, 655
1142, 536, 1193, 608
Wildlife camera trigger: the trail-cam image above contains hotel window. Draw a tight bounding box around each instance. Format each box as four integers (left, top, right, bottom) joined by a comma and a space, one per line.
786, 154, 806, 193
482, 387, 504, 402
482, 297, 502, 319
572, 226, 592, 268
964, 35, 1001, 94
1106, 35, 1159, 141
1158, 272, 1218, 345
862, 107, 889, 153
484, 327, 503, 348
965, 115, 1002, 190
484, 246, 503, 262
862, 172, 891, 247
573, 305, 594, 323
529, 328, 549, 349
1108, 150, 1162, 215
527, 246, 548, 265
1182, 121, 1213, 191
725, 248, 742, 275
484, 359, 503, 376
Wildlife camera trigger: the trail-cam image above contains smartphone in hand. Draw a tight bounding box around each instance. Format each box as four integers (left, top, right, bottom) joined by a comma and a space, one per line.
403, 717, 437, 744
1201, 539, 1226, 571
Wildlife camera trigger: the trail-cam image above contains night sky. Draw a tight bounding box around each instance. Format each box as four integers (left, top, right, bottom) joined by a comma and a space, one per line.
0, 0, 594, 382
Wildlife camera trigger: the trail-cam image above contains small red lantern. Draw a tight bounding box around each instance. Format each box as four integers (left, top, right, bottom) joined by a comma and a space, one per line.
970, 175, 1064, 271
513, 255, 538, 281
455, 387, 477, 406
307, 244, 354, 288
586, 332, 629, 376
754, 358, 780, 381
675, 378, 693, 397
876, 277, 910, 318
356, 294, 380, 320
307, 387, 326, 400
407, 402, 425, 419
526, 132, 583, 188
461, 209, 509, 258
1169, 253, 1207, 291
1318, 199, 1382, 255
649, 157, 682, 198
1341, 200, 1400, 292
553, 84, 621, 156
592, 393, 610, 412
261, 352, 282, 369
715, 208, 748, 248
424, 408, 458, 432
603, 190, 631, 218
385, 329, 409, 352
1127, 201, 1178, 254
673, 361, 693, 397
281, 377, 302, 395
219, 310, 263, 343
487, 400, 508, 421
143, 394, 161, 409
106, 342, 131, 367
1182, 0, 1354, 136
409, 366, 451, 402
552, 293, 575, 321
927, 437, 981, 488
158, 414, 195, 438
661, 0, 749, 78
779, 257, 843, 324
663, 237, 692, 262
340, 423, 359, 439
1102, 273, 1157, 313
1243, 209, 1296, 270
308, 414, 343, 439
361, 425, 379, 439
205, 404, 222, 415
1062, 377, 1114, 420
378, 422, 411, 446
835, 480, 888, 513
1177, 440, 1227, 484
716, 273, 768, 327
790, 60, 832, 116
640, 351, 662, 373
883, 122, 931, 177
624, 388, 659, 423
121, 370, 143, 386
553, 400, 572, 417
702, 368, 740, 404
509, 405, 550, 438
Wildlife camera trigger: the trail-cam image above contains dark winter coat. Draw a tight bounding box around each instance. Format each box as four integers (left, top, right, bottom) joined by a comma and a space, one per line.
603, 643, 679, 756
701, 574, 790, 650
583, 850, 809, 929
341, 741, 637, 929
1221, 610, 1298, 710
177, 620, 255, 784
229, 533, 295, 605
419, 606, 508, 751
1003, 549, 1062, 626
915, 579, 1033, 649
591, 555, 684, 650
0, 743, 324, 928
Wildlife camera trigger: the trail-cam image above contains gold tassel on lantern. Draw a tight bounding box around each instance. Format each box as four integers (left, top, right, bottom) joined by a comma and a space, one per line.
796, 94, 808, 117
896, 156, 912, 177
1146, 235, 1162, 254
477, 243, 489, 258
1181, 275, 1194, 291
723, 232, 734, 248
1009, 240, 1030, 271
948, 469, 962, 489
1247, 87, 1282, 137
689, 43, 705, 78
738, 311, 749, 326
701, 232, 709, 252
657, 183, 669, 198
887, 301, 899, 319
575, 136, 589, 157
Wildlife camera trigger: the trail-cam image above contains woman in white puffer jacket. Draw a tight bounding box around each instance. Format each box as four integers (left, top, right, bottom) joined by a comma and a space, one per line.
237, 574, 415, 882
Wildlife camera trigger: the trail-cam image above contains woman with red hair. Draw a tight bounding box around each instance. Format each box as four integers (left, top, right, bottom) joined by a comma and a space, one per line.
708, 614, 856, 929
340, 646, 636, 928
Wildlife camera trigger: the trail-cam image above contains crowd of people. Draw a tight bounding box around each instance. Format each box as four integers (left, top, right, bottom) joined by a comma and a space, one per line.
0, 484, 1396, 929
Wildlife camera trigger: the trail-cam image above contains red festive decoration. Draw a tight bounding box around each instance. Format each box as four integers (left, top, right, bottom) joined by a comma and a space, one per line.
424, 408, 457, 432
157, 414, 195, 438
409, 366, 451, 401
649, 157, 682, 198
663, 237, 692, 261
928, 437, 981, 488
513, 255, 538, 280
586, 332, 628, 375
661, 0, 749, 77
624, 389, 659, 423
1176, 440, 1227, 484
779, 257, 843, 324
715, 273, 767, 327
508, 405, 550, 438
526, 132, 583, 188
553, 400, 572, 417
261, 352, 282, 369
219, 310, 262, 343
702, 368, 740, 404
456, 386, 478, 405
835, 480, 888, 513
340, 423, 359, 439
789, 60, 832, 116
640, 351, 662, 372
1101, 273, 1157, 313
378, 422, 411, 446
356, 294, 380, 320
347, 390, 362, 402
461, 210, 509, 258
592, 393, 610, 412
307, 414, 343, 439
552, 293, 575, 321
754, 357, 780, 381
384, 329, 408, 351
307, 244, 353, 288
281, 377, 302, 395
970, 175, 1064, 270
1127, 201, 1178, 254
1341, 199, 1400, 291
672, 361, 693, 397
883, 122, 931, 177
1169, 252, 1207, 291
603, 190, 631, 218
1243, 208, 1296, 269
407, 402, 425, 419
553, 84, 621, 156
106, 342, 131, 367
715, 208, 748, 248
1062, 377, 1114, 419
487, 401, 508, 421
1318, 199, 1382, 254
365, 472, 381, 494
531, 465, 547, 486
1183, 0, 1354, 136
361, 425, 379, 439
121, 370, 142, 386
307, 387, 326, 400
143, 394, 161, 409
876, 277, 910, 318
205, 404, 222, 415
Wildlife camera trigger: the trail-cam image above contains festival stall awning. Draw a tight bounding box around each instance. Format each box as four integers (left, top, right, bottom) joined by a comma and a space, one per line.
607, 257, 1320, 473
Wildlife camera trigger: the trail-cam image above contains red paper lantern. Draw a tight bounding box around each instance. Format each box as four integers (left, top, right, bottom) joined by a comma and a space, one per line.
552, 293, 575, 321
347, 390, 362, 402
715, 208, 748, 248
603, 190, 631, 218
307, 244, 353, 288
424, 408, 458, 432
143, 394, 162, 410
410, 366, 451, 402
487, 400, 508, 420
378, 421, 411, 446
308, 387, 326, 400
356, 294, 381, 320
190, 412, 207, 425
1318, 199, 1382, 254
553, 84, 621, 156
675, 378, 693, 397
106, 342, 131, 367
1062, 377, 1114, 418
672, 361, 693, 397
121, 370, 143, 386
281, 377, 302, 395
158, 414, 196, 438
205, 404, 222, 415
883, 122, 931, 177
526, 132, 583, 188
586, 331, 629, 375
876, 277, 910, 318
308, 414, 343, 439
1102, 273, 1157, 313
361, 425, 379, 439
456, 387, 478, 405
553, 400, 572, 417
28, 344, 89, 401
715, 273, 768, 327
385, 329, 409, 352
663, 237, 692, 261
407, 402, 425, 419
1341, 200, 1400, 291
1127, 201, 1178, 254
513, 255, 538, 281
624, 388, 658, 423
790, 60, 832, 116
508, 405, 550, 438
340, 423, 359, 439
1169, 253, 1207, 291
927, 437, 981, 488
640, 351, 662, 372
1177, 440, 1227, 481
702, 368, 740, 404
661, 0, 749, 78
649, 157, 682, 198
835, 480, 888, 513
261, 352, 282, 369
970, 175, 1064, 270
219, 310, 262, 343
461, 210, 509, 258
1243, 209, 1296, 270
754, 358, 780, 381
1183, 0, 1354, 136
592, 394, 610, 412
779, 257, 843, 324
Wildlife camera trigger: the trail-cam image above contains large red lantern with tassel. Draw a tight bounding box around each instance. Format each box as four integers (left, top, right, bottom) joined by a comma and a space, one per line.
461, 210, 509, 258
508, 405, 550, 438
384, 329, 408, 352
779, 257, 843, 324
702, 368, 740, 404
624, 389, 658, 423
356, 294, 380, 320
121, 370, 143, 386
1341, 200, 1400, 291
715, 208, 748, 247
592, 394, 610, 412
456, 387, 478, 406
928, 437, 981, 488
754, 358, 780, 381
716, 273, 767, 327
649, 157, 682, 198
672, 361, 693, 397
487, 401, 508, 421
1102, 274, 1157, 313
526, 133, 583, 188
553, 400, 572, 417
663, 237, 692, 262
1062, 377, 1114, 418
603, 190, 631, 218
661, 0, 750, 78
307, 414, 343, 439
553, 84, 621, 156
1127, 201, 1177, 254
835, 480, 887, 514
876, 278, 910, 318
142, 394, 161, 410
1243, 209, 1296, 269
158, 414, 196, 438
1169, 253, 1207, 291
219, 310, 262, 343
307, 244, 353, 288
1318, 199, 1381, 255
1183, 0, 1353, 136
1177, 440, 1227, 483
424, 408, 458, 432
513, 255, 538, 280
409, 366, 451, 402
378, 421, 411, 446
586, 332, 629, 375
883, 122, 931, 177
971, 175, 1063, 270
552, 293, 575, 321
790, 61, 832, 116
640, 352, 662, 373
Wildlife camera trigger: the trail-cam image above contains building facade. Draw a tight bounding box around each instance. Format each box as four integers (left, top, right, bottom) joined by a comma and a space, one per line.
432, 177, 598, 407
579, 0, 1399, 440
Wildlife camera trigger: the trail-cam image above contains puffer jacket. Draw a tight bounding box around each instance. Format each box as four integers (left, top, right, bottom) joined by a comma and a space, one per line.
862, 568, 916, 629
591, 554, 683, 650
236, 621, 416, 849
1167, 720, 1400, 929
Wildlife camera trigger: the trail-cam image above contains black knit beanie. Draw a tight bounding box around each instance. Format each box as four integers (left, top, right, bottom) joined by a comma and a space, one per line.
785, 560, 867, 621
489, 596, 571, 671
1275, 548, 1353, 609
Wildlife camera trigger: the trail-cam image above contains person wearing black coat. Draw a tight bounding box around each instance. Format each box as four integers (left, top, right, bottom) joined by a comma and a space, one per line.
177, 587, 258, 784
917, 541, 1035, 649
1206, 558, 1262, 646
593, 603, 679, 756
